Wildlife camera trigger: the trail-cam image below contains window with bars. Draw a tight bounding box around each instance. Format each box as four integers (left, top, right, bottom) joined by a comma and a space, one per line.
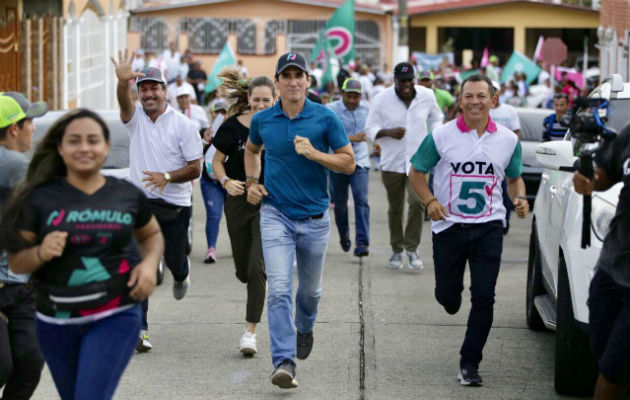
180, 18, 257, 55
130, 17, 169, 52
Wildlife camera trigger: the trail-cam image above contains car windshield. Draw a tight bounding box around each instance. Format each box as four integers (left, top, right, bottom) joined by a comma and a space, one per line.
607, 99, 630, 132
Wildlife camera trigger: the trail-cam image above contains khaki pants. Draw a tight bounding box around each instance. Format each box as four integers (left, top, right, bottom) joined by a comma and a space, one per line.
381, 170, 425, 253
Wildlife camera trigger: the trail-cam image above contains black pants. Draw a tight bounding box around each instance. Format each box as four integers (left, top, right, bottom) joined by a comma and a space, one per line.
588, 268, 630, 385
155, 205, 192, 282
139, 204, 191, 331
432, 221, 503, 369
224, 195, 266, 323
0, 284, 44, 399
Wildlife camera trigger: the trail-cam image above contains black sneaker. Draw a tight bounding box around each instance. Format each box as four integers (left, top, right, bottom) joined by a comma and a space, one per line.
340, 235, 351, 252
271, 360, 298, 389
296, 331, 314, 360
457, 366, 483, 387
354, 246, 369, 257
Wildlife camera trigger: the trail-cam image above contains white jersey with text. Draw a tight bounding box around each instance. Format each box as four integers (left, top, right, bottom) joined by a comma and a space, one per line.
410, 116, 522, 234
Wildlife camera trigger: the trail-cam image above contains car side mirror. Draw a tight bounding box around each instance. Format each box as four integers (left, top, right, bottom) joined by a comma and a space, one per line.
535, 141, 575, 171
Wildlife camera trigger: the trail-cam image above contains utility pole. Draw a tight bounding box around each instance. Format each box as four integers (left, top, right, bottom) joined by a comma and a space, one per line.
395, 0, 409, 63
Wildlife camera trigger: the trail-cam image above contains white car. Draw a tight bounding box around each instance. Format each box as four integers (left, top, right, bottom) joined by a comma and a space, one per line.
526, 75, 628, 396
32, 109, 198, 285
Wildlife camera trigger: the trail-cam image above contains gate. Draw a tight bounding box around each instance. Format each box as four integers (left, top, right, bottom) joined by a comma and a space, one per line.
0, 7, 20, 92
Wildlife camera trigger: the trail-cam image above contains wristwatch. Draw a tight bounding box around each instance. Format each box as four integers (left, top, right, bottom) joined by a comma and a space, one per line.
163, 172, 172, 183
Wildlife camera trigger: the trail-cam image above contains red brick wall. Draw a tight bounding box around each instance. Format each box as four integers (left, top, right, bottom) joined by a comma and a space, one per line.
600, 0, 630, 36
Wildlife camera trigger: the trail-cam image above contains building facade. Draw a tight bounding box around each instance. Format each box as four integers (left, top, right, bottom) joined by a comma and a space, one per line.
128, 0, 393, 80
598, 0, 630, 80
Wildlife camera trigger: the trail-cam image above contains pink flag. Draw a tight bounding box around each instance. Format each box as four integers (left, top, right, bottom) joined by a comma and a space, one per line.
480, 47, 489, 67
533, 36, 544, 61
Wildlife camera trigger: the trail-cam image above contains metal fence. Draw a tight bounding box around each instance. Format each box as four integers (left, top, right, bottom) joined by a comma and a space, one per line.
130, 16, 382, 64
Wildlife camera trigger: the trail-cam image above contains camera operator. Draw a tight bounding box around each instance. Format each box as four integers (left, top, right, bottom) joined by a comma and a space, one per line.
573, 123, 629, 400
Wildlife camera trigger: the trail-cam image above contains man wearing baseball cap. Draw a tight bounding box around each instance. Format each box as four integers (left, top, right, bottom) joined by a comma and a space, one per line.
244, 52, 355, 389
327, 78, 371, 257
366, 62, 443, 271
417, 71, 455, 121
111, 49, 203, 351
0, 92, 47, 398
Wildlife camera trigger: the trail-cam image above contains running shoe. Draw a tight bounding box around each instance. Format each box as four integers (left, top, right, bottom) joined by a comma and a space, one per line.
340, 235, 351, 252
271, 361, 298, 389
406, 250, 424, 270
173, 275, 190, 300
136, 330, 152, 353
457, 366, 483, 387
387, 252, 403, 269
296, 331, 314, 360
354, 246, 369, 257
204, 247, 217, 264
240, 331, 257, 356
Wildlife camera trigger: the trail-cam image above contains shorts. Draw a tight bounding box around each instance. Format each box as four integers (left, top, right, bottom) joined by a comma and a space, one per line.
588, 268, 630, 385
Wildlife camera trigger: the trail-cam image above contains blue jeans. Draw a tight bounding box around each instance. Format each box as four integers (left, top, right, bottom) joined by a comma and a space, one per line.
260, 203, 330, 368
200, 176, 226, 249
432, 221, 503, 369
36, 305, 141, 400
330, 166, 370, 247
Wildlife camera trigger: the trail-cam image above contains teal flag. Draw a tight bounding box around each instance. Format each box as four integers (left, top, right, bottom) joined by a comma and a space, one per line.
500, 51, 541, 84
313, 31, 335, 89
205, 42, 236, 93
458, 69, 480, 82
310, 0, 355, 66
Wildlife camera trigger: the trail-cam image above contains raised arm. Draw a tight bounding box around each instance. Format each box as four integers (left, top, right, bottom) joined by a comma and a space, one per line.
111, 49, 145, 123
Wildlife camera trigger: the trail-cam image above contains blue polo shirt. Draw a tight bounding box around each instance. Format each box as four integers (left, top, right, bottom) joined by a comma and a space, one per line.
249, 98, 349, 219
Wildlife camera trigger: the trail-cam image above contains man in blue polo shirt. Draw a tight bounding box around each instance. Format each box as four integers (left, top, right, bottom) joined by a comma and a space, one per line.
244, 52, 355, 389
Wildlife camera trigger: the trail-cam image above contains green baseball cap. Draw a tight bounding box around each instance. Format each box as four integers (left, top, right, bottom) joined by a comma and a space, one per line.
418, 70, 434, 81
0, 95, 26, 129
342, 78, 363, 94
2, 92, 48, 119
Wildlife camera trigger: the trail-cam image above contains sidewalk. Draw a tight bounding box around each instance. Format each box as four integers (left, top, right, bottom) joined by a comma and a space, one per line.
31, 171, 579, 399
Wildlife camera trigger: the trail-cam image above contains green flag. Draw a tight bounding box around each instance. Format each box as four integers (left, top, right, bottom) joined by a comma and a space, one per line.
500, 51, 541, 84
205, 42, 236, 93
310, 0, 355, 66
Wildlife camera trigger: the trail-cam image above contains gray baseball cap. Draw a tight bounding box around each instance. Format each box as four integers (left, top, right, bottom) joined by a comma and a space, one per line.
136, 67, 166, 85
1, 92, 48, 119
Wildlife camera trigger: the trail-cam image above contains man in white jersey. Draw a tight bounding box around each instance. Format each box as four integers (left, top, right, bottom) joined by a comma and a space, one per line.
409, 74, 529, 387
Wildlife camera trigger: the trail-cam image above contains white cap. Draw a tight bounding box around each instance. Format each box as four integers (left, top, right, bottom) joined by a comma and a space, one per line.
176, 86, 190, 98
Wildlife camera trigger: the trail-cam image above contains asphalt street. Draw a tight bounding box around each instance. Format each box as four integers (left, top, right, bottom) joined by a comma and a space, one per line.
31, 170, 583, 400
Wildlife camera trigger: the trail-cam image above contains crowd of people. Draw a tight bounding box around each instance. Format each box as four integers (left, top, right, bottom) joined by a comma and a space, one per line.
0, 45, 626, 400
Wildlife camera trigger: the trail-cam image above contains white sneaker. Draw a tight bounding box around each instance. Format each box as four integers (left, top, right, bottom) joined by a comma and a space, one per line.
388, 252, 403, 269
136, 330, 152, 353
173, 275, 190, 300
240, 331, 257, 356
406, 250, 424, 270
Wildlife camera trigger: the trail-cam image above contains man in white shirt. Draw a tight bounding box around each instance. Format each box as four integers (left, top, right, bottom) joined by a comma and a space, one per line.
366, 62, 443, 270
176, 86, 209, 137
489, 87, 521, 136
111, 50, 203, 350
358, 65, 373, 102
162, 42, 182, 83
167, 73, 197, 108
409, 74, 529, 387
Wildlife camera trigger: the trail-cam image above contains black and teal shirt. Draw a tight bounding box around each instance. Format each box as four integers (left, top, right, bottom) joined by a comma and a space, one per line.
21, 176, 153, 321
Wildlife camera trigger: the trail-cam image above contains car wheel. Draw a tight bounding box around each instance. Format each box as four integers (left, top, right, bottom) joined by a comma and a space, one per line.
526, 219, 546, 331
554, 254, 597, 396
156, 259, 165, 286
